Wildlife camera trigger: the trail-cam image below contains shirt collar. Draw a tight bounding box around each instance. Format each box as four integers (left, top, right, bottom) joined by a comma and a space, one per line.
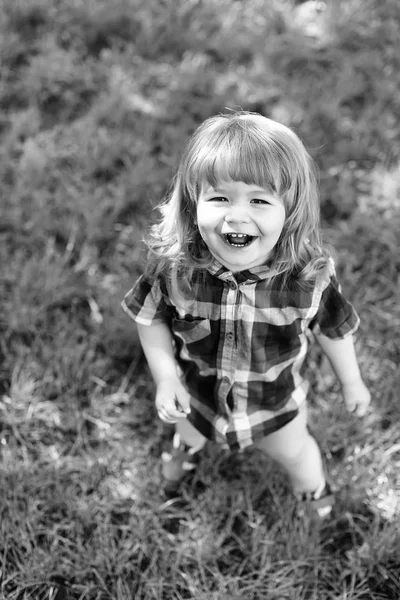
207, 259, 274, 283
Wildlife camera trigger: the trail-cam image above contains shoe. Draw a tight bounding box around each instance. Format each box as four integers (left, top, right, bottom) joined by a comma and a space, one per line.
299, 481, 335, 520
161, 433, 205, 496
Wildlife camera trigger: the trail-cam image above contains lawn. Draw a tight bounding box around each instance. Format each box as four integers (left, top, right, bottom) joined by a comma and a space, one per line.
0, 0, 399, 598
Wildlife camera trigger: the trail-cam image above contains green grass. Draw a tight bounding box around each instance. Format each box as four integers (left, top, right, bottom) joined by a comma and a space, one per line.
0, 0, 399, 598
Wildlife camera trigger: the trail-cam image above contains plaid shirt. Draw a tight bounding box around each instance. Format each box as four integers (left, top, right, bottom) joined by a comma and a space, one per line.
122, 258, 359, 450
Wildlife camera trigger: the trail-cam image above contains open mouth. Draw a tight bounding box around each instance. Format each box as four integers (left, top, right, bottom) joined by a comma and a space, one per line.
223, 233, 256, 247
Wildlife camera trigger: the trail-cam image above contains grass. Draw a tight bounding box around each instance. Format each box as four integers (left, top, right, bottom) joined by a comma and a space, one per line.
0, 0, 399, 598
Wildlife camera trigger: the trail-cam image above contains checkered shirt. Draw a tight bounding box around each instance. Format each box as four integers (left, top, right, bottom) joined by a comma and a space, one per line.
122, 258, 359, 450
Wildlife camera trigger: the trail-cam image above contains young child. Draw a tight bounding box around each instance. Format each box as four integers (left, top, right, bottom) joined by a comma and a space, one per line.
122, 111, 371, 518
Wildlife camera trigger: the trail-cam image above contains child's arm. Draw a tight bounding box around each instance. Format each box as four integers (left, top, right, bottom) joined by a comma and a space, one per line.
315, 333, 371, 416
136, 322, 191, 422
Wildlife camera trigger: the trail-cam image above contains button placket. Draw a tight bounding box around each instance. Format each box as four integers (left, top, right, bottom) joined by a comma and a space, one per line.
217, 279, 239, 411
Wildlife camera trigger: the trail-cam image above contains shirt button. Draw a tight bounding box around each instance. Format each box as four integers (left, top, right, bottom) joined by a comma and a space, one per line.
229, 282, 236, 289
226, 332, 234, 341
222, 376, 230, 385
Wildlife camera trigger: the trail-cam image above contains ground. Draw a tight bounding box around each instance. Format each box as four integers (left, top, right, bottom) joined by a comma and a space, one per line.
0, 1, 399, 598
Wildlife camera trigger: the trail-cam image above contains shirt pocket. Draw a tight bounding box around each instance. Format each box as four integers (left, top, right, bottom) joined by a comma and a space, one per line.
171, 317, 214, 360
172, 317, 211, 343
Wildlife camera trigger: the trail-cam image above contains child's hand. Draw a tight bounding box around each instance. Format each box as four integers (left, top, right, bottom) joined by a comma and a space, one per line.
341, 379, 371, 417
155, 378, 191, 423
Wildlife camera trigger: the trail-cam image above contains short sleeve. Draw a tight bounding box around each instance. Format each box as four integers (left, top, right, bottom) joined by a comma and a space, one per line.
309, 260, 360, 339
121, 274, 170, 326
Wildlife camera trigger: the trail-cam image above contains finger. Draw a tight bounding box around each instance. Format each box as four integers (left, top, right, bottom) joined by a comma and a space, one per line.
175, 398, 191, 415
157, 399, 190, 417
158, 409, 178, 424
155, 398, 179, 418
169, 407, 189, 419
175, 392, 191, 415
158, 405, 188, 422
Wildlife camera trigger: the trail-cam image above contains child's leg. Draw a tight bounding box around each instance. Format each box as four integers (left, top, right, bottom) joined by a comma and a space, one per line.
256, 403, 326, 495
176, 417, 208, 448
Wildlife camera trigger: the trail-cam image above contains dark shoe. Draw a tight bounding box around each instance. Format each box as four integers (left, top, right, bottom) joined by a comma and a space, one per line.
161, 433, 205, 496
298, 482, 335, 520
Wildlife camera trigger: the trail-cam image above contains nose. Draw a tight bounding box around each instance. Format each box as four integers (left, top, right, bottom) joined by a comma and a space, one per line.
224, 205, 250, 224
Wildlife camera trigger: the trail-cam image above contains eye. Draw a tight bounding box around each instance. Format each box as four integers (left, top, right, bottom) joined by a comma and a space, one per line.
209, 196, 228, 202
251, 198, 271, 205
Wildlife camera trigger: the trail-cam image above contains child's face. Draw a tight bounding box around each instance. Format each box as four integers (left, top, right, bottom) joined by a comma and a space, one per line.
197, 179, 286, 272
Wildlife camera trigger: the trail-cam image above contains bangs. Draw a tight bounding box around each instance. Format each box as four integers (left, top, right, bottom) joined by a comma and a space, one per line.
184, 124, 282, 199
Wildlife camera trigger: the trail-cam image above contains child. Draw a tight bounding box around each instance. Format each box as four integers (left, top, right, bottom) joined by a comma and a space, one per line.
122, 111, 370, 518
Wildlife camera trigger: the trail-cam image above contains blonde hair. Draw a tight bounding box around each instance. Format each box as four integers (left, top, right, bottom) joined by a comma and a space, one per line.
145, 111, 329, 294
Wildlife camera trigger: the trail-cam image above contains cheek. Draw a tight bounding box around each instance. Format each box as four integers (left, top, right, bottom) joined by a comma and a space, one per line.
274, 209, 286, 233
261, 212, 285, 237
195, 211, 209, 239
197, 224, 212, 246
195, 204, 203, 225
196, 207, 214, 231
